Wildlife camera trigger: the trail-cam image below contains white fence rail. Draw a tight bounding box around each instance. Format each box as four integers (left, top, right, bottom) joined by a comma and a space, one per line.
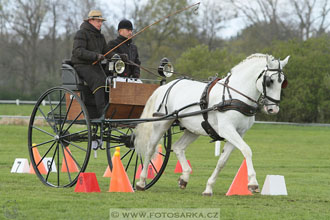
1, 100, 330, 127
0, 99, 59, 106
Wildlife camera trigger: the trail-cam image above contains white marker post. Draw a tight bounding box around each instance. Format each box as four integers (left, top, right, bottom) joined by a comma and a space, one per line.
215, 141, 221, 157
261, 175, 288, 195
11, 158, 30, 173
42, 157, 57, 173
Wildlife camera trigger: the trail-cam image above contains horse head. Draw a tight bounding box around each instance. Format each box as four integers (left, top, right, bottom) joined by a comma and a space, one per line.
256, 55, 289, 114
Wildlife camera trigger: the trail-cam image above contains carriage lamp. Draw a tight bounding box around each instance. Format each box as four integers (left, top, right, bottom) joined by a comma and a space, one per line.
109, 54, 125, 75
158, 57, 174, 78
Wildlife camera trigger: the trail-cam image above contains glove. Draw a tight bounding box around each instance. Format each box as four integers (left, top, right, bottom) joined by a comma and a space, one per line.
120, 54, 129, 62
97, 54, 105, 61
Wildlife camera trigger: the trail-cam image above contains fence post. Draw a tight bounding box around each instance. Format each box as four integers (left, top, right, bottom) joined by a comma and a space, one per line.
16, 99, 20, 106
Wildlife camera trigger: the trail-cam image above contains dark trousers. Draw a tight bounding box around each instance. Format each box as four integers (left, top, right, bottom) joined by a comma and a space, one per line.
75, 64, 108, 117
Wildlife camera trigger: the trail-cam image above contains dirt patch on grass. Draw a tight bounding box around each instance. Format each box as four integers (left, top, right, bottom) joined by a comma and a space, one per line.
0, 117, 46, 126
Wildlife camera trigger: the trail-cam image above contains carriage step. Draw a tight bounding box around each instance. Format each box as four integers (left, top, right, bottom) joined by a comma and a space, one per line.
152, 112, 166, 117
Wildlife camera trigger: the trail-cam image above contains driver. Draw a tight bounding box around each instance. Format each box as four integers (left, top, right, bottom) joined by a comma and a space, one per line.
71, 10, 111, 118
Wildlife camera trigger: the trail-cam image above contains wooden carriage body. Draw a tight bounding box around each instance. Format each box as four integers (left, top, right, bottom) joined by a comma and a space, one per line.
61, 60, 159, 120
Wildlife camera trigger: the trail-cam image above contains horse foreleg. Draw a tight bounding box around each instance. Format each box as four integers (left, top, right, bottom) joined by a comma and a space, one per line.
221, 128, 259, 193
202, 142, 235, 196
173, 130, 199, 189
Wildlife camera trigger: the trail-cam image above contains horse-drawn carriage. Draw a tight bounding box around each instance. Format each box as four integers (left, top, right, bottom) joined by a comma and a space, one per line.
28, 56, 175, 189
28, 53, 289, 195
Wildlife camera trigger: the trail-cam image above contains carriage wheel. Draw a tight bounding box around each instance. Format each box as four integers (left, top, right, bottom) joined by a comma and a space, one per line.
28, 87, 92, 187
106, 126, 172, 190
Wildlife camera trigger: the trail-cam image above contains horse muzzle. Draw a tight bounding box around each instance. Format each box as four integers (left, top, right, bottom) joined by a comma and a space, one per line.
263, 104, 280, 115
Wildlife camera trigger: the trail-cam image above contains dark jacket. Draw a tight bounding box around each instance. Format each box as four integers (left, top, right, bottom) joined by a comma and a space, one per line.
108, 35, 140, 78
71, 21, 110, 65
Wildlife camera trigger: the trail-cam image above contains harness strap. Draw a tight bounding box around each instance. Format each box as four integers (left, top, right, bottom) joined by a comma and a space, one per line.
155, 78, 186, 115
200, 78, 224, 141
200, 77, 259, 142
215, 99, 258, 116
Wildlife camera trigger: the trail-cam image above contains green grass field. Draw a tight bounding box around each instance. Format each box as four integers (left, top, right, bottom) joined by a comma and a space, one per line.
0, 123, 330, 220
0, 104, 35, 116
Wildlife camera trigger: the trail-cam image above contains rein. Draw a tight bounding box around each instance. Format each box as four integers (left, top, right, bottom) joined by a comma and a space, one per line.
218, 73, 259, 105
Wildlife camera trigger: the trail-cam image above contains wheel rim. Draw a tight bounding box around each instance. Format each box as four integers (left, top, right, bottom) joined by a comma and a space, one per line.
106, 127, 172, 190
28, 87, 91, 187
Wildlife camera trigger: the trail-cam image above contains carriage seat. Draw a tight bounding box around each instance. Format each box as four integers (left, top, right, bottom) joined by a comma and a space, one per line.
61, 60, 97, 117
61, 59, 86, 91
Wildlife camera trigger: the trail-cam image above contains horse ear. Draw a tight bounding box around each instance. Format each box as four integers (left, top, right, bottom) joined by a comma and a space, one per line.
281, 56, 290, 68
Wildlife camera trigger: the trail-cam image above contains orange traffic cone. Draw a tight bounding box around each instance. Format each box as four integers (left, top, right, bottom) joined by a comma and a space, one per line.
147, 164, 155, 178
103, 147, 121, 178
74, 172, 101, 193
174, 160, 192, 173
103, 165, 112, 177
29, 145, 47, 174
108, 151, 134, 192
61, 146, 79, 173
226, 159, 252, 196
135, 164, 155, 179
135, 164, 142, 179
152, 144, 163, 173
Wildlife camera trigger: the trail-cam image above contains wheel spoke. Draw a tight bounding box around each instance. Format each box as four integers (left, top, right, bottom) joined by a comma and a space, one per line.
61, 129, 89, 139
57, 142, 60, 187
32, 125, 55, 138
124, 150, 134, 171
37, 106, 57, 133
47, 94, 60, 133
62, 143, 82, 170
60, 143, 72, 183
61, 139, 87, 152
132, 153, 139, 188
32, 139, 56, 148
121, 149, 132, 160
149, 160, 158, 175
62, 110, 83, 135
46, 144, 58, 182
36, 141, 56, 168
60, 93, 74, 132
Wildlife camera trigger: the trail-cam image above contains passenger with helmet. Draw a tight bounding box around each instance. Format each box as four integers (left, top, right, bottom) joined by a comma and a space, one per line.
71, 10, 111, 118
108, 19, 141, 78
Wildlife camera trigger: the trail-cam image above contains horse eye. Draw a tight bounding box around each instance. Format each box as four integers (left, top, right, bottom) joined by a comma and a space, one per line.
266, 79, 273, 87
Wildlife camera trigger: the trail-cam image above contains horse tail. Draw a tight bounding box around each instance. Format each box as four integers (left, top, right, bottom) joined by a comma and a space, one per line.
134, 88, 160, 155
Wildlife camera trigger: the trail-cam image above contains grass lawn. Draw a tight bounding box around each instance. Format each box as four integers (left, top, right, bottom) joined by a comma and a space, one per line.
0, 123, 329, 219
0, 104, 35, 116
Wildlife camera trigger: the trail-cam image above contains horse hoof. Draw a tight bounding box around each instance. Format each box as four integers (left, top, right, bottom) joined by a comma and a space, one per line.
135, 184, 145, 191
248, 185, 260, 193
178, 178, 188, 189
202, 192, 212, 196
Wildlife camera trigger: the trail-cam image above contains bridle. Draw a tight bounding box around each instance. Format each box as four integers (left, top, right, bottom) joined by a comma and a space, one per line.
218, 60, 288, 108
257, 61, 288, 105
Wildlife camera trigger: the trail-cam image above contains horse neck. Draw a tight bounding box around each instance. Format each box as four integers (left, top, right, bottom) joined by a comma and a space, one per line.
226, 58, 266, 103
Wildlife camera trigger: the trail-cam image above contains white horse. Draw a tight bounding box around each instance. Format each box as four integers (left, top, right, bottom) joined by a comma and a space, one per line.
134, 53, 289, 195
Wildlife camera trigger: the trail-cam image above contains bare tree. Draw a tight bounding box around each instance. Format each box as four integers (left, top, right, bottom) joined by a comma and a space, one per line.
3, 0, 48, 93
291, 0, 330, 39
199, 1, 230, 48
229, 0, 330, 41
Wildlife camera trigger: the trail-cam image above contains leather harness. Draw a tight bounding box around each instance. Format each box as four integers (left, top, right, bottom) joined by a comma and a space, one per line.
154, 77, 258, 142
200, 77, 258, 141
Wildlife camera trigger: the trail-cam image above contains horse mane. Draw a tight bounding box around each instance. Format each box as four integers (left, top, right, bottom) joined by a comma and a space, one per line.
231, 53, 274, 74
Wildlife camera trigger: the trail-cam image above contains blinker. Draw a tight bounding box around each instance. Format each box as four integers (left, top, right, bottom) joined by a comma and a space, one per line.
281, 79, 288, 89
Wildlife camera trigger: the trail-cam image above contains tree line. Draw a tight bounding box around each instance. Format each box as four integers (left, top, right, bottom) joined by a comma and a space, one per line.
0, 0, 329, 123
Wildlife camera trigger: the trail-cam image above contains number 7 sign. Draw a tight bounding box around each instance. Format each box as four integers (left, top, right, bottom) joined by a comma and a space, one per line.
11, 158, 30, 173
